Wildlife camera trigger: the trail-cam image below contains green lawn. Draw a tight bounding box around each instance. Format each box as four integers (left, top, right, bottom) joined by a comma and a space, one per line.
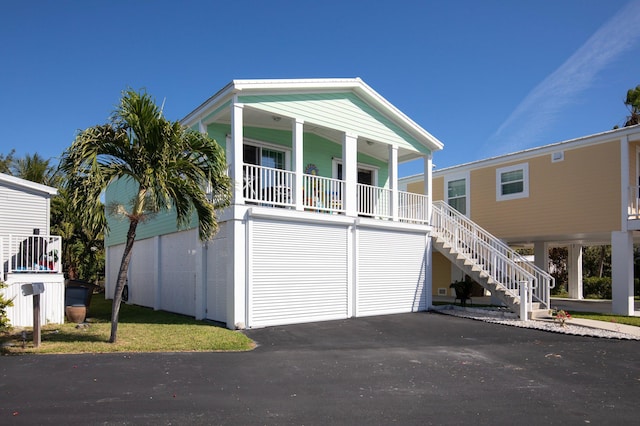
433, 301, 640, 328
0, 295, 255, 354
570, 312, 640, 328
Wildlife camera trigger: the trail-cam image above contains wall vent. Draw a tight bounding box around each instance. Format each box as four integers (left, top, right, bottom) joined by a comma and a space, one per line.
437, 288, 447, 296
552, 151, 564, 162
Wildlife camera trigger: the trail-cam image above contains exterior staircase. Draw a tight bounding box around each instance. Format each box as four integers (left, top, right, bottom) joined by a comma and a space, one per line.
431, 201, 554, 319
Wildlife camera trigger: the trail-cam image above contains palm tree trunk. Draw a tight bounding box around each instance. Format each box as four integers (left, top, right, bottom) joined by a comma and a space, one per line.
598, 245, 606, 278
109, 219, 138, 343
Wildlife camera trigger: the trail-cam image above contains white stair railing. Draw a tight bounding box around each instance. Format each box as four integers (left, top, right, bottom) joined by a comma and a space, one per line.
431, 200, 554, 310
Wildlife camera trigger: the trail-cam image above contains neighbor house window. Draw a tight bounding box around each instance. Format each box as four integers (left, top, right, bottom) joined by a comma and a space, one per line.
445, 172, 469, 215
496, 163, 529, 201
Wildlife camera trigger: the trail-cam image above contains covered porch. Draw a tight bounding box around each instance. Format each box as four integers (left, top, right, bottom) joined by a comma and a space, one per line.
185, 79, 442, 225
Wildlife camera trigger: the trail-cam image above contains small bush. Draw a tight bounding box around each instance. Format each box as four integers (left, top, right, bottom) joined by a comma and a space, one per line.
583, 277, 612, 299
0, 281, 14, 330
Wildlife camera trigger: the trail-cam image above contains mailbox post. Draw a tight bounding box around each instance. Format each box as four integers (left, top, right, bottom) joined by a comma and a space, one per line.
21, 283, 45, 348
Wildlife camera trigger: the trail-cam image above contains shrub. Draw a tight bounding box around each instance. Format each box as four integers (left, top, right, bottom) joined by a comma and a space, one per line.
583, 277, 612, 299
0, 281, 14, 330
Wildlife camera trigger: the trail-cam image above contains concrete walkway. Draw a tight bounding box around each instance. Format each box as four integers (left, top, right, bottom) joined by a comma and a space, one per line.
433, 296, 640, 338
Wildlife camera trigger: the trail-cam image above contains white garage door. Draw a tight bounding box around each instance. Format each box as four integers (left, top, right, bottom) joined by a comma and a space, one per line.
357, 228, 427, 316
250, 219, 349, 327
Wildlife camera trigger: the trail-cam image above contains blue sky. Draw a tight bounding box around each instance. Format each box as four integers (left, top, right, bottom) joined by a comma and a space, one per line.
1, 0, 639, 177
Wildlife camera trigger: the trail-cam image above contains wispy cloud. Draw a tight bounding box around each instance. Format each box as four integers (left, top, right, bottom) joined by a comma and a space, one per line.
487, 0, 640, 156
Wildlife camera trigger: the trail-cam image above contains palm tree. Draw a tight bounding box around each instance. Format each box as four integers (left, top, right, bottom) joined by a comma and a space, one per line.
59, 89, 231, 343
12, 152, 58, 186
0, 149, 15, 174
624, 85, 640, 127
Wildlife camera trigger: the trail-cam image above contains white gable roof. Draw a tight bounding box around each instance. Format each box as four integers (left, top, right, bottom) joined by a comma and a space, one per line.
0, 172, 58, 196
182, 78, 444, 155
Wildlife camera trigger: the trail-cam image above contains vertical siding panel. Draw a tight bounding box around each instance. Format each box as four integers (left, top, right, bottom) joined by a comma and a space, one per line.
159, 229, 197, 316
206, 221, 228, 323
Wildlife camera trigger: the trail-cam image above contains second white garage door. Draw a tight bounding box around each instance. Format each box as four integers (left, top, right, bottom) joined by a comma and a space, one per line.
357, 228, 427, 317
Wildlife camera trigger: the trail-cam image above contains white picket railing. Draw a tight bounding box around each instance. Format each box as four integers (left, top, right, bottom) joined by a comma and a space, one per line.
243, 164, 295, 207
399, 190, 429, 224
303, 174, 345, 213
5, 234, 63, 274
357, 184, 392, 219
241, 164, 432, 222
431, 200, 554, 310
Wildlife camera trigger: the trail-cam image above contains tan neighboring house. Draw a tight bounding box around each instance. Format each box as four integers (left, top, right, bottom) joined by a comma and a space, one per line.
400, 124, 640, 316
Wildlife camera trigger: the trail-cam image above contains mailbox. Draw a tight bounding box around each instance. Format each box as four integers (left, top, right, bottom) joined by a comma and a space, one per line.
21, 282, 45, 296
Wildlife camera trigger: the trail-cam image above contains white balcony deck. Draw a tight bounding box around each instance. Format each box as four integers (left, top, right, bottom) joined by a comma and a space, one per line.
242, 164, 429, 223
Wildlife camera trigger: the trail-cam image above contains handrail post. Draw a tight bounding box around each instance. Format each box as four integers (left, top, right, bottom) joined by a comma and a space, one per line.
519, 281, 528, 321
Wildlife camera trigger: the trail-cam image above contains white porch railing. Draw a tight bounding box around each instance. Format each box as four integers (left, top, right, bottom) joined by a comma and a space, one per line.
357, 184, 392, 219
399, 190, 429, 224
4, 234, 63, 275
431, 201, 554, 310
303, 174, 345, 213
241, 164, 431, 222
628, 186, 640, 219
243, 164, 295, 207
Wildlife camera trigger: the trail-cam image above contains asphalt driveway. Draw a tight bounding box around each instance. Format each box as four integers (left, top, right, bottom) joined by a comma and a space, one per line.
1, 312, 638, 425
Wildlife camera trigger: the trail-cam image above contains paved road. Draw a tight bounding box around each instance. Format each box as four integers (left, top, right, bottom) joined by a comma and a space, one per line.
1, 312, 638, 425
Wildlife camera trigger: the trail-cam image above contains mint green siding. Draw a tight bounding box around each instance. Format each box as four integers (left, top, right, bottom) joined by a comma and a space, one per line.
105, 177, 181, 247
238, 93, 430, 155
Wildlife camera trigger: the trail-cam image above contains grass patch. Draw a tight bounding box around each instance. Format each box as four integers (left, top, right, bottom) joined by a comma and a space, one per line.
569, 312, 640, 328
0, 295, 255, 354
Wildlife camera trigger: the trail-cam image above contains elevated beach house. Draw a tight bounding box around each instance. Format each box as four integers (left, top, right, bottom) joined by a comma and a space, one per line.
0, 172, 64, 326
401, 125, 640, 317
104, 78, 443, 329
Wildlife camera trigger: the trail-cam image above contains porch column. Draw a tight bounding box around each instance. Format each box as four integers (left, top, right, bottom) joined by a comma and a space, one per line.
620, 135, 630, 229
389, 145, 399, 221
228, 215, 247, 329
611, 230, 634, 315
567, 244, 583, 299
424, 153, 433, 223
293, 119, 304, 211
343, 133, 358, 217
230, 98, 244, 205
194, 233, 206, 320
533, 241, 549, 272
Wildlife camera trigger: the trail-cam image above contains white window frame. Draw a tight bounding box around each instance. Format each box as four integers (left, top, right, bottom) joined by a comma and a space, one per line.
496, 163, 529, 201
444, 171, 470, 216
226, 136, 291, 170
332, 158, 379, 186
